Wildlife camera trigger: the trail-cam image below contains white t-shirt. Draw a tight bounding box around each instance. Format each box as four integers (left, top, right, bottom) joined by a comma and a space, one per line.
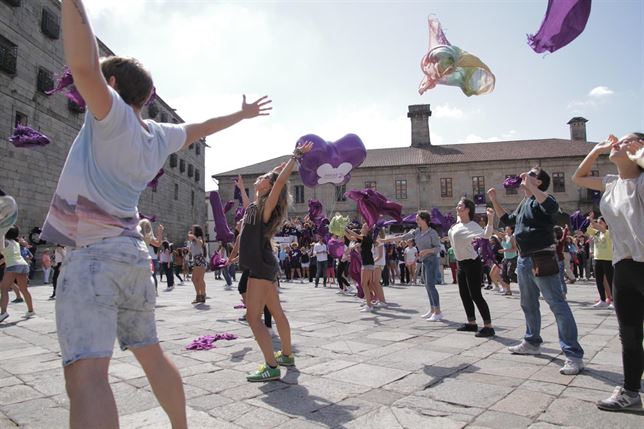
313, 242, 328, 261
404, 246, 418, 264
448, 221, 493, 261
373, 243, 386, 266
600, 173, 644, 263
41, 87, 186, 247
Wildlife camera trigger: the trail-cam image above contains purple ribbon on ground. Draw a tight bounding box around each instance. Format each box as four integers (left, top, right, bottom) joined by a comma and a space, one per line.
503, 176, 522, 189
209, 191, 235, 243
570, 210, 590, 232
9, 125, 51, 149
186, 333, 237, 351
345, 189, 402, 227
45, 66, 86, 108
146, 168, 164, 191
528, 0, 592, 54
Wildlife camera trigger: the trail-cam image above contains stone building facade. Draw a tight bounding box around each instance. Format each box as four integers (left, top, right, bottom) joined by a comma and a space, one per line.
0, 0, 206, 245
213, 106, 613, 228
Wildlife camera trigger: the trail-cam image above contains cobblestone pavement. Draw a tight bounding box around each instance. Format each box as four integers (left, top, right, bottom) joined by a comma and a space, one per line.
0, 273, 642, 428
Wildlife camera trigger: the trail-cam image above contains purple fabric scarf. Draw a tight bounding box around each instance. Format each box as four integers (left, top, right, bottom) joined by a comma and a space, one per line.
345, 189, 402, 227
186, 333, 237, 351
209, 191, 235, 243
45, 66, 86, 108
528, 0, 592, 54
9, 125, 51, 148
146, 168, 164, 191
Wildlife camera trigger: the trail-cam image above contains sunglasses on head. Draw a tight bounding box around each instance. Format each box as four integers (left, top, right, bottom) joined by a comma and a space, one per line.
528, 171, 538, 177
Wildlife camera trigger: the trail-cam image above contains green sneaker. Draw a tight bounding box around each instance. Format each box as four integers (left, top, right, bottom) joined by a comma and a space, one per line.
274, 351, 295, 367
246, 363, 281, 382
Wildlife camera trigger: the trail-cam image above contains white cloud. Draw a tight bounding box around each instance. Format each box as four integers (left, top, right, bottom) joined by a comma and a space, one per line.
457, 130, 517, 144
433, 103, 464, 119
588, 86, 614, 97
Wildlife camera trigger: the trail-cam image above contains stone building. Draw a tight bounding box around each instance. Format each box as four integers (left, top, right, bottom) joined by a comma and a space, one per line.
213, 106, 612, 226
0, 0, 206, 245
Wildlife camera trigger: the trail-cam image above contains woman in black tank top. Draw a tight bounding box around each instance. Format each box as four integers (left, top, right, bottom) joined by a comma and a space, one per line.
345, 223, 379, 313
235, 142, 313, 382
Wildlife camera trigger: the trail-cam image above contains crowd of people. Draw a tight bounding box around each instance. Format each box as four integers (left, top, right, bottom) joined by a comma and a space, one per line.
0, 2, 641, 427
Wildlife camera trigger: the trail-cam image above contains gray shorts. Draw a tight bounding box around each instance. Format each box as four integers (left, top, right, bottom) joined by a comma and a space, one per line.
56, 237, 158, 366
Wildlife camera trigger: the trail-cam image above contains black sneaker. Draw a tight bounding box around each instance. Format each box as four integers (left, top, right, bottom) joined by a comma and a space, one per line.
456, 323, 478, 332
475, 327, 496, 337
12, 298, 24, 303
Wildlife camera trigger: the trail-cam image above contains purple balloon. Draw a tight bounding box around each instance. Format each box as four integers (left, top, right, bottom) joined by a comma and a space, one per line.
296, 134, 367, 187
474, 194, 486, 205
503, 176, 522, 189
327, 238, 345, 259
345, 188, 402, 227
209, 191, 234, 243
146, 168, 164, 191
9, 125, 51, 149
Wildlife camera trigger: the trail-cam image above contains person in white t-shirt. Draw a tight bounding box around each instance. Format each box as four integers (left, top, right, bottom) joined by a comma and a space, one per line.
404, 240, 419, 284
313, 237, 328, 287
41, 2, 272, 427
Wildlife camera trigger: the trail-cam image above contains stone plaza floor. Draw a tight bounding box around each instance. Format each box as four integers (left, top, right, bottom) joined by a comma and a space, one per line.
0, 273, 642, 428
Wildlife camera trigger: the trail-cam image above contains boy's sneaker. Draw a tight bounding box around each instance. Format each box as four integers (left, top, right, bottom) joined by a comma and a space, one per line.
597, 386, 642, 412
12, 298, 23, 303
427, 313, 443, 322
246, 363, 280, 382
274, 351, 295, 367
24, 311, 36, 319
593, 300, 609, 308
508, 340, 540, 355
0, 313, 9, 323
559, 358, 584, 375
475, 327, 496, 338
456, 323, 478, 332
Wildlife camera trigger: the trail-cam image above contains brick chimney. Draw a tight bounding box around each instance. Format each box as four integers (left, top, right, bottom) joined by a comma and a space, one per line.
567, 117, 588, 142
408, 104, 432, 148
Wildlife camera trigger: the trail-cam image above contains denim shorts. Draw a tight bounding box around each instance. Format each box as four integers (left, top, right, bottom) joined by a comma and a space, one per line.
5, 264, 29, 274
56, 236, 158, 366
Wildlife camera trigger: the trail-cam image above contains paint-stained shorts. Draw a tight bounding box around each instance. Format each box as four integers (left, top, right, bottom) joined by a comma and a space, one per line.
56, 237, 158, 366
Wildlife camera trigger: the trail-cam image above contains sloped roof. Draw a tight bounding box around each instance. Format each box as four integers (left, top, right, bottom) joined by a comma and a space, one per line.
213, 138, 595, 178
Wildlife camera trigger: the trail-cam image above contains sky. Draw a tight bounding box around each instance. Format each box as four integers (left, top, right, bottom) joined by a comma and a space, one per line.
82, 0, 644, 191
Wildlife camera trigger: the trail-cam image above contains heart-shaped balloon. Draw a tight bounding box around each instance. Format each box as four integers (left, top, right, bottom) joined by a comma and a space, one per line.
296, 134, 367, 187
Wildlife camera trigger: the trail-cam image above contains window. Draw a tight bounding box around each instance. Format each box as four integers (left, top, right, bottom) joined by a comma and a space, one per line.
335, 184, 347, 202
365, 181, 377, 190
552, 172, 565, 193
195, 143, 201, 156
37, 67, 54, 93
294, 185, 305, 204
147, 103, 159, 118
395, 179, 407, 200
179, 159, 185, 173
505, 175, 518, 195
0, 35, 18, 75
440, 178, 452, 198
174, 183, 179, 200
67, 98, 85, 114
587, 170, 599, 200
14, 111, 27, 127
191, 190, 195, 207
160, 112, 168, 122
188, 164, 194, 178
2, 1, 22, 8
169, 154, 178, 168
195, 168, 200, 183
472, 176, 485, 197
41, 8, 60, 39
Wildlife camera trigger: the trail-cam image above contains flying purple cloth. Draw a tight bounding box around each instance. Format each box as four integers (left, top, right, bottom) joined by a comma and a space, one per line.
234, 206, 245, 223
503, 176, 522, 189
349, 247, 363, 298
9, 125, 51, 149
308, 200, 326, 226
328, 238, 345, 259
186, 333, 237, 351
528, 0, 592, 54
570, 210, 590, 232
345, 189, 402, 227
45, 66, 86, 108
444, 213, 456, 231
146, 168, 164, 191
233, 185, 243, 204
209, 191, 234, 243
473, 238, 496, 267
223, 200, 235, 214
139, 213, 157, 223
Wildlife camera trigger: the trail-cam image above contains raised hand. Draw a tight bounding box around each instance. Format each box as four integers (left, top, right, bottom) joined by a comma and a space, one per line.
295, 140, 315, 155
593, 134, 618, 155
235, 175, 245, 189
486, 188, 497, 201
241, 95, 272, 119
486, 207, 495, 218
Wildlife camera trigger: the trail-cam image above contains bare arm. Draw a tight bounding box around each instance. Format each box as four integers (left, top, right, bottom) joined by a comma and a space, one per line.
182, 95, 272, 150
572, 136, 615, 191
263, 142, 313, 223
236, 175, 250, 209
486, 188, 507, 218
61, 0, 112, 120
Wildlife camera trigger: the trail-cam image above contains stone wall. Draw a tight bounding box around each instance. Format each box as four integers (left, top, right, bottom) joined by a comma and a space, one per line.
0, 0, 205, 248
